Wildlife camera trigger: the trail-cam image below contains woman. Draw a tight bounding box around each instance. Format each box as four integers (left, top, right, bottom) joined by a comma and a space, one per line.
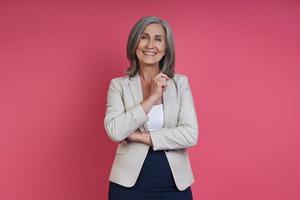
104, 16, 198, 200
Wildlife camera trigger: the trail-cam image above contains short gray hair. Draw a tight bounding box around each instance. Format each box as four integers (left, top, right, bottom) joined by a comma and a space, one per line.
126, 16, 175, 78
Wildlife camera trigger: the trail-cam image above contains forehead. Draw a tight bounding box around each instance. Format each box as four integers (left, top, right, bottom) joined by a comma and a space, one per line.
142, 23, 165, 36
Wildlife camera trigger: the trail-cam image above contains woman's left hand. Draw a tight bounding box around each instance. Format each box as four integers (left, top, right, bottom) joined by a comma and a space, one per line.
121, 131, 153, 146
126, 131, 142, 142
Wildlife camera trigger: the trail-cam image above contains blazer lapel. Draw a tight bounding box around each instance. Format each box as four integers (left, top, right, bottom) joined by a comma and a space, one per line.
162, 79, 172, 128
128, 73, 148, 131
128, 73, 143, 105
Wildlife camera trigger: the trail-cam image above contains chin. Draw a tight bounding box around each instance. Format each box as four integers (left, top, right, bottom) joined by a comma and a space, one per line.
142, 60, 160, 66
141, 57, 163, 65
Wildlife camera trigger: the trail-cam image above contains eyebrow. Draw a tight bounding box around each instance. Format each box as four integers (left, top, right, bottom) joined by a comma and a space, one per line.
142, 32, 164, 38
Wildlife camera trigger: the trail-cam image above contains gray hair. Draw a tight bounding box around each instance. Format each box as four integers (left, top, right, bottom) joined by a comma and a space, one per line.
126, 16, 175, 78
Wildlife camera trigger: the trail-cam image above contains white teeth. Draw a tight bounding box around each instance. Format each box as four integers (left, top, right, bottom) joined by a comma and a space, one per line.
143, 51, 156, 55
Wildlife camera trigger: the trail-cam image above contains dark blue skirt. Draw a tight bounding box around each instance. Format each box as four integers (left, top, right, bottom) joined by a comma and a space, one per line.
109, 147, 193, 200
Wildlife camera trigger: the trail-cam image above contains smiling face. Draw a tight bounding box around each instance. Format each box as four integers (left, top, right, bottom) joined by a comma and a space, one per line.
135, 23, 166, 68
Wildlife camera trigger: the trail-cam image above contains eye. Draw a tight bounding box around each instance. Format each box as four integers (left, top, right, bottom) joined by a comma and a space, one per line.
141, 35, 148, 39
156, 38, 162, 42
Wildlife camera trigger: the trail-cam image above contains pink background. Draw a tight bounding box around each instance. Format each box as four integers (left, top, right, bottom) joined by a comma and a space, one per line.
0, 0, 299, 199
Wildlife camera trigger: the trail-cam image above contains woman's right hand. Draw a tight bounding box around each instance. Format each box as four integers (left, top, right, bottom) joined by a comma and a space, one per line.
149, 73, 170, 100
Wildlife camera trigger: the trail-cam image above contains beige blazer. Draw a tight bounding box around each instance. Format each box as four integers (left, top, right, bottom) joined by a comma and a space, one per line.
104, 73, 199, 191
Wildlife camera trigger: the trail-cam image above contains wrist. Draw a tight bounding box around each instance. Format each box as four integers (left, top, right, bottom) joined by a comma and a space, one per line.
147, 95, 159, 104
141, 131, 152, 146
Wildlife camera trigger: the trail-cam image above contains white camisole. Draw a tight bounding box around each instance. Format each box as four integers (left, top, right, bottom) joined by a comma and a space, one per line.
146, 104, 164, 131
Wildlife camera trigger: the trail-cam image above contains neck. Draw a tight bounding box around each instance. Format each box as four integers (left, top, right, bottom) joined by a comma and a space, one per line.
139, 65, 160, 81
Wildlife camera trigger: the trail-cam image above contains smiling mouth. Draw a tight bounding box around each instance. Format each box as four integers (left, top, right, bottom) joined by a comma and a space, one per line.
143, 51, 157, 56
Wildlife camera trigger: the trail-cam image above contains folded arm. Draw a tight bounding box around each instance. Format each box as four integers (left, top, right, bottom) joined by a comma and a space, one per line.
149, 76, 199, 150
104, 79, 148, 142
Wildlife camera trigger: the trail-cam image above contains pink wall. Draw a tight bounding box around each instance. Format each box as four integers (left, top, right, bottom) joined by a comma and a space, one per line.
0, 0, 299, 199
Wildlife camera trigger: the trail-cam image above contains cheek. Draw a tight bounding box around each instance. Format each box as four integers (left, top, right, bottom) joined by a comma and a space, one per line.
136, 43, 144, 54
135, 49, 141, 60
159, 42, 166, 52
137, 39, 147, 48
159, 47, 166, 56
135, 46, 143, 60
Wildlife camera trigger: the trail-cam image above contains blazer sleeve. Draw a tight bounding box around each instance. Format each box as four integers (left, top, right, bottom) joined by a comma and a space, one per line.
149, 76, 199, 150
104, 78, 148, 142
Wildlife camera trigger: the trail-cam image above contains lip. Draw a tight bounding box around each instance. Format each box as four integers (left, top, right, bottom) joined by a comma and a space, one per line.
142, 50, 157, 55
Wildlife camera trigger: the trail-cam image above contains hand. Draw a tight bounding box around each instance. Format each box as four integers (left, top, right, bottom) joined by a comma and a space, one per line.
126, 131, 141, 142
119, 131, 141, 145
149, 73, 170, 100
120, 139, 128, 145
120, 131, 153, 146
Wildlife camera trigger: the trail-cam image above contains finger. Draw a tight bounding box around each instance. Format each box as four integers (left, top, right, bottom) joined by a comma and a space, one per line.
155, 73, 170, 80
154, 79, 167, 86
155, 78, 168, 84
158, 73, 170, 80
159, 79, 168, 84
158, 81, 168, 87
162, 86, 167, 92
121, 140, 127, 145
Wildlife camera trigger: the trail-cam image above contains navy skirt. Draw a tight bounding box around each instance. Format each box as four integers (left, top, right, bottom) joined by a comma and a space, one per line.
109, 147, 193, 200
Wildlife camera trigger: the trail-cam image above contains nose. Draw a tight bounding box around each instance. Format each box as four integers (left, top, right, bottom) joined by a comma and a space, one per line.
146, 38, 155, 48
